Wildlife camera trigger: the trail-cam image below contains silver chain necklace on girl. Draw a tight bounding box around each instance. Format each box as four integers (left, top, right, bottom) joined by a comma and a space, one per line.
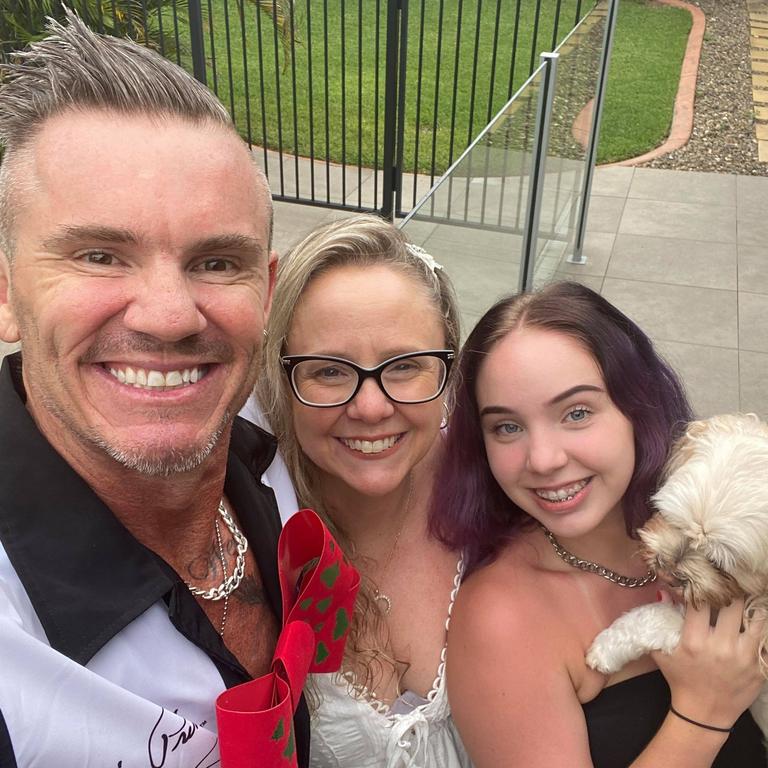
540, 524, 657, 588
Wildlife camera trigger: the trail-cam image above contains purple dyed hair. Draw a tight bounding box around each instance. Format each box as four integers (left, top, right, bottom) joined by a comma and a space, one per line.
431, 281, 693, 577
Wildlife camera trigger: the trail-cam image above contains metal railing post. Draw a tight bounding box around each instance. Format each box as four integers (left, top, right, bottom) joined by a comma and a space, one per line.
394, 0, 409, 216
187, 0, 207, 85
519, 52, 558, 293
382, 0, 403, 220
570, 0, 620, 263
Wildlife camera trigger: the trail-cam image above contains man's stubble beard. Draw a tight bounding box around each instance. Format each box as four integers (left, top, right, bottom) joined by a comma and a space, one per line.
94, 407, 233, 476
25, 343, 261, 478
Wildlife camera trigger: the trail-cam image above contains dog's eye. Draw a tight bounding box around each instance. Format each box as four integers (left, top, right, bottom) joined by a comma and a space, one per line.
669, 572, 689, 586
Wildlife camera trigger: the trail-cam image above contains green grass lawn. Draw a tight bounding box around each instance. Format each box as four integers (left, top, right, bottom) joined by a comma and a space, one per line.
599, 0, 691, 162
192, 0, 588, 173
178, 0, 691, 172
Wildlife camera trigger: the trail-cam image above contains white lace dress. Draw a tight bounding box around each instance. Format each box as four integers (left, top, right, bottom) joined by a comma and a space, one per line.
308, 560, 472, 768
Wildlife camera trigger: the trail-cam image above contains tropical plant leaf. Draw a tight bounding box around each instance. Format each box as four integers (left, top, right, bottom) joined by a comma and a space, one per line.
243, 0, 298, 68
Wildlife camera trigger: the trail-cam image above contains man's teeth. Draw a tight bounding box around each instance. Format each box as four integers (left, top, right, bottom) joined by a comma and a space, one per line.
341, 435, 400, 454
536, 479, 589, 502
107, 365, 206, 390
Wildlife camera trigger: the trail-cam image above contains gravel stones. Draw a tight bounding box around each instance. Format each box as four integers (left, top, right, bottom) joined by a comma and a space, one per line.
644, 0, 766, 175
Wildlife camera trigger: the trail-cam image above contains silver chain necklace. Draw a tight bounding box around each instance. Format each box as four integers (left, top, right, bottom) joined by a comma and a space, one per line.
373, 474, 414, 615
186, 501, 249, 636
541, 525, 657, 588
213, 517, 229, 636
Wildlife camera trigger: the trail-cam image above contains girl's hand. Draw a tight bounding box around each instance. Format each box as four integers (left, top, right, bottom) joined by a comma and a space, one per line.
652, 596, 766, 729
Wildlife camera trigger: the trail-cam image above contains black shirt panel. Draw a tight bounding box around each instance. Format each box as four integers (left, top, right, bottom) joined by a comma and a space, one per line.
0, 710, 17, 768
224, 418, 283, 618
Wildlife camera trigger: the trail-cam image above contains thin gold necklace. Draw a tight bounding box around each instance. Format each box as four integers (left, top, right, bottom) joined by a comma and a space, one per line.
373, 474, 414, 615
540, 525, 656, 588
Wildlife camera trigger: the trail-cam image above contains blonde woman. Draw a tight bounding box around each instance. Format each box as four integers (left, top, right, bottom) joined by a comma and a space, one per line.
254, 215, 471, 767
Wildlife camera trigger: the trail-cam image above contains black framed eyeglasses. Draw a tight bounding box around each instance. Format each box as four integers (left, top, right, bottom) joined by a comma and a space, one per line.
281, 349, 455, 408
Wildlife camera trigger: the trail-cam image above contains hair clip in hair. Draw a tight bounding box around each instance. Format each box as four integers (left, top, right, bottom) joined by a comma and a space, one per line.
405, 242, 443, 273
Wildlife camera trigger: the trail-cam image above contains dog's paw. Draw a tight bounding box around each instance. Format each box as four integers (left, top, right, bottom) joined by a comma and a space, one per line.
586, 602, 684, 674
585, 635, 622, 674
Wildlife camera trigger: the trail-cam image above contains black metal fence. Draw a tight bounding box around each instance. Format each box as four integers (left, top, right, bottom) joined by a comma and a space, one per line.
1, 0, 591, 217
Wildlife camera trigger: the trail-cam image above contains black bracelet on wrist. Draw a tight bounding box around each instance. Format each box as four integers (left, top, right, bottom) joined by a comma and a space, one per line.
669, 706, 733, 734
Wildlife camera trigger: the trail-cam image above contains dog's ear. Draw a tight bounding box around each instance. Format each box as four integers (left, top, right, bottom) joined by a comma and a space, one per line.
637, 517, 679, 573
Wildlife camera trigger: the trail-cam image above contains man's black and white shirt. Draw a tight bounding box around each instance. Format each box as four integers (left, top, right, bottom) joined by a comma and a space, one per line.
0, 353, 309, 767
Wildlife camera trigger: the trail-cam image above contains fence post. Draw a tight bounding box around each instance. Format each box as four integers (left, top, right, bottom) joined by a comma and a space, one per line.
518, 52, 558, 293
187, 0, 207, 85
570, 0, 620, 263
394, 0, 409, 216
382, 0, 403, 220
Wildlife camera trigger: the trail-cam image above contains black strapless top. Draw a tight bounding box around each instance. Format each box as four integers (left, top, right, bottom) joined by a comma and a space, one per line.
582, 671, 765, 768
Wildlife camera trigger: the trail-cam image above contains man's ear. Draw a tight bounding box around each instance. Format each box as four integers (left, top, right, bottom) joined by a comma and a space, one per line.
0, 252, 20, 343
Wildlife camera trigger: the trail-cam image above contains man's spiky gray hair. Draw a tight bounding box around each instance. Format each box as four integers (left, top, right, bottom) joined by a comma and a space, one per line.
0, 8, 232, 151
0, 9, 236, 256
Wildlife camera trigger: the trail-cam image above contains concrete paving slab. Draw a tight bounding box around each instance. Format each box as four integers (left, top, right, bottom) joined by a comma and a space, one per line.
752, 89, 768, 103
601, 279, 738, 349
619, 198, 737, 243
740, 351, 768, 417
759, 141, 768, 162
398, 218, 438, 245
736, 173, 768, 200
419, 229, 522, 323
421, 221, 523, 265
755, 106, 768, 119
737, 210, 768, 245
607, 233, 737, 290
589, 166, 635, 197
582, 195, 626, 233
272, 200, 340, 255
753, 60, 768, 73
736, 180, 768, 220
738, 244, 768, 295
739, 291, 768, 353
556, 231, 615, 278
655, 340, 740, 417
626, 168, 737, 206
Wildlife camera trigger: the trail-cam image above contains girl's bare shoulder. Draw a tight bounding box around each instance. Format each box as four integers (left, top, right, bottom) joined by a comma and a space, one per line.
454, 534, 562, 633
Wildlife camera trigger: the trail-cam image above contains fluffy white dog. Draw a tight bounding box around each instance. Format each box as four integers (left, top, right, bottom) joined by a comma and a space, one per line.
585, 413, 768, 736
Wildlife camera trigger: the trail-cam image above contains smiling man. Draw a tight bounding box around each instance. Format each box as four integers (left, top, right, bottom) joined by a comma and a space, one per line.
0, 12, 309, 767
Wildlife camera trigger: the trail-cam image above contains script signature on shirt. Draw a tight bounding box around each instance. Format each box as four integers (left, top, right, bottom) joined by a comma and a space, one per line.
116, 707, 219, 767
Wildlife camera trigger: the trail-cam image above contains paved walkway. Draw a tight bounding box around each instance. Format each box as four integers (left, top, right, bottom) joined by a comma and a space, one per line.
1, 166, 765, 419
269, 165, 768, 421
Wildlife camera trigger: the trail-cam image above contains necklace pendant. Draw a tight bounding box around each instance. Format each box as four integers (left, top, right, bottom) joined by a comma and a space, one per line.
374, 589, 392, 615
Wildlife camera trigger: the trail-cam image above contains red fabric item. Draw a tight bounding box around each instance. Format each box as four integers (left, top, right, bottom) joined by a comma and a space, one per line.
216, 509, 360, 767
